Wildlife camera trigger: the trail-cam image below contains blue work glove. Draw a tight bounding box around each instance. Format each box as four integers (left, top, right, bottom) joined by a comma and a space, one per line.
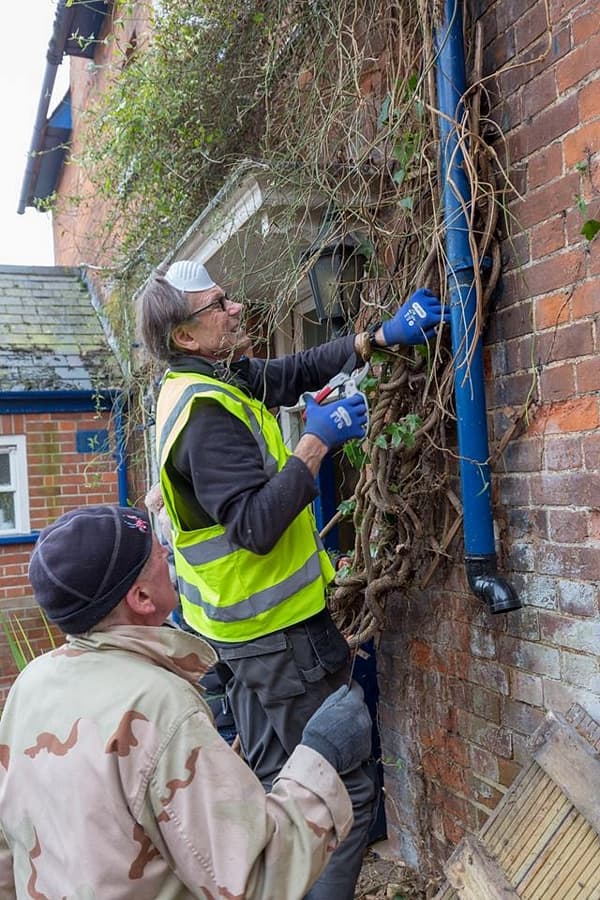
381, 287, 448, 345
301, 683, 372, 774
303, 392, 367, 450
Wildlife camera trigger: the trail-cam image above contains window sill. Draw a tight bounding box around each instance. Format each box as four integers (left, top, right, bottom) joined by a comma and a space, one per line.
0, 531, 40, 545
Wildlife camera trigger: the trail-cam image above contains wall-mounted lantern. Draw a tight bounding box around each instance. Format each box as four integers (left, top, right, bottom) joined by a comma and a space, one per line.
302, 234, 366, 334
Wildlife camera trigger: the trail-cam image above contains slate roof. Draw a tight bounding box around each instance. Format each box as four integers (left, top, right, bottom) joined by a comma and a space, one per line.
0, 265, 121, 392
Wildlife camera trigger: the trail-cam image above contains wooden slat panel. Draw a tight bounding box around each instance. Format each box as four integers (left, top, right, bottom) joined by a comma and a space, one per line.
434, 707, 600, 900
530, 711, 600, 837
444, 835, 519, 900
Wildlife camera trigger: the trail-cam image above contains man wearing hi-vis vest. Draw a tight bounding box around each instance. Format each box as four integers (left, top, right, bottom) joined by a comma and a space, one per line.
138, 259, 447, 900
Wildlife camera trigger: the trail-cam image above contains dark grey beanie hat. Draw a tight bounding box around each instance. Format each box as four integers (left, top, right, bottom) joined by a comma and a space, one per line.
28, 505, 153, 634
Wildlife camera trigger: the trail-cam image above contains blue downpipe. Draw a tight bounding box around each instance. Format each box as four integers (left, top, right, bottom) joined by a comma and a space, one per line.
434, 0, 520, 613
113, 393, 130, 507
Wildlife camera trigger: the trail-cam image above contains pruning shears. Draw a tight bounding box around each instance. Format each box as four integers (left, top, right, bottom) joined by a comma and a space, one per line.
299, 352, 371, 431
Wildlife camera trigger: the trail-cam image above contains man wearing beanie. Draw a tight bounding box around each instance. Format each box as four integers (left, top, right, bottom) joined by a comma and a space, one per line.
138, 260, 446, 899
0, 504, 374, 899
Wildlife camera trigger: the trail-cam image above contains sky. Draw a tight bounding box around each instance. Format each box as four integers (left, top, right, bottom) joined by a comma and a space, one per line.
1, 0, 70, 266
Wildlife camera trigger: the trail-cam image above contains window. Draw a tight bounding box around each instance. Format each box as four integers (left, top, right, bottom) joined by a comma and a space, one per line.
0, 436, 31, 535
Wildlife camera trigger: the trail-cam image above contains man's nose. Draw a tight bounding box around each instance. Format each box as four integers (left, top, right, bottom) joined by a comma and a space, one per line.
227, 300, 243, 314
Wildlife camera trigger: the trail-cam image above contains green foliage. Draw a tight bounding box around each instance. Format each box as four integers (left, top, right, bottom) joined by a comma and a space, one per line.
374, 413, 422, 450
337, 498, 357, 517
575, 185, 600, 242
71, 0, 276, 274
342, 438, 368, 470
0, 611, 57, 673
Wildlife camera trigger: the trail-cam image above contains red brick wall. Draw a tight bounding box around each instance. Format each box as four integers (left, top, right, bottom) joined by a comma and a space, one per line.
53, 4, 152, 267
378, 0, 600, 873
0, 410, 119, 705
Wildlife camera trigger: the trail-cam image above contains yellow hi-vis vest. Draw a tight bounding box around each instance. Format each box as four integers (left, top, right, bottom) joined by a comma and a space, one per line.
156, 370, 335, 642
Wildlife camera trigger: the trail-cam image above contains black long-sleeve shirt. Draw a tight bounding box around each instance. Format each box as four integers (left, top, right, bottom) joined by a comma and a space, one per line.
167, 335, 356, 555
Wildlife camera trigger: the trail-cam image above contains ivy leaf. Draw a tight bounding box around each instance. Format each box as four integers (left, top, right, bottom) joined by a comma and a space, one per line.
581, 219, 600, 241
337, 498, 357, 517
378, 95, 391, 128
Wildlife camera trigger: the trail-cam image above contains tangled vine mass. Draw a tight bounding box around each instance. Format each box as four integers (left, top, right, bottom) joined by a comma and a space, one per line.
65, 0, 514, 643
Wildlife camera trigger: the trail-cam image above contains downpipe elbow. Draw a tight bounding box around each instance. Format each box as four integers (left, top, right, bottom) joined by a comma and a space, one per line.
465, 555, 521, 615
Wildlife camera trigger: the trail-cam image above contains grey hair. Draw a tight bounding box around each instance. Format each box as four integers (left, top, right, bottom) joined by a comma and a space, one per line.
137, 274, 192, 362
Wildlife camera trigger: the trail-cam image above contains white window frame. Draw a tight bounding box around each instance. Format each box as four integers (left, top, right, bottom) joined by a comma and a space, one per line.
278, 296, 322, 450
0, 435, 31, 535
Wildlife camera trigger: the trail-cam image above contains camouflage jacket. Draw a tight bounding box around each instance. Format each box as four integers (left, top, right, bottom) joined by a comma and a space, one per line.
0, 625, 352, 899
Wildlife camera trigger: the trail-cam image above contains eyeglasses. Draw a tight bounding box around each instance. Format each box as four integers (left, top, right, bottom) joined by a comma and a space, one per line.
188, 293, 229, 319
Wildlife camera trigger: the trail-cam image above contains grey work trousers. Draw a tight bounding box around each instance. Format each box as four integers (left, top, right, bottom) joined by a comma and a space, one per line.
212, 608, 376, 900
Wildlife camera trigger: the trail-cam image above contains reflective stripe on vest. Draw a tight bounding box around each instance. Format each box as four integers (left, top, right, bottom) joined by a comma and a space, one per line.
177, 548, 323, 622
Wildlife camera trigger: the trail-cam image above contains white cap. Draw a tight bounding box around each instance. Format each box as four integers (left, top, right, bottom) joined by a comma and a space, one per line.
164, 260, 216, 293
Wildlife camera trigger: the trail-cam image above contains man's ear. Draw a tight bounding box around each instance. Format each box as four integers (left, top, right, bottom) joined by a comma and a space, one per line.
124, 580, 156, 617
171, 324, 202, 353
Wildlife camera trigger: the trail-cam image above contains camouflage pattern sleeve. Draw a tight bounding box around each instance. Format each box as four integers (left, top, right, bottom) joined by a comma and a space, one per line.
0, 823, 16, 898
141, 711, 353, 899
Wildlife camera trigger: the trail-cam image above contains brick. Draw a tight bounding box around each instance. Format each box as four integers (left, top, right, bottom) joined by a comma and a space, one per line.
557, 31, 600, 93
547, 508, 588, 543
521, 247, 586, 297
529, 94, 579, 155
469, 772, 504, 810
539, 362, 576, 402
530, 396, 599, 434
537, 542, 599, 580
531, 471, 600, 506
469, 625, 497, 660
497, 634, 561, 677
504, 607, 541, 642
565, 120, 600, 168
572, 6, 600, 43
510, 668, 544, 706
506, 506, 547, 537
501, 230, 530, 274
561, 649, 600, 690
579, 77, 600, 122
511, 172, 579, 231
571, 280, 600, 319
495, 303, 533, 340
539, 611, 600, 653
494, 371, 536, 405
503, 697, 545, 735
550, 0, 588, 25
469, 744, 500, 783
558, 578, 598, 616
503, 333, 534, 373
496, 0, 527, 33
503, 437, 543, 472
498, 474, 532, 506
422, 750, 468, 795
468, 684, 502, 723
469, 658, 509, 695
515, 1, 551, 54
543, 678, 600, 724
522, 67, 558, 121
544, 435, 582, 470
530, 216, 565, 259
507, 541, 536, 572
498, 757, 522, 788
456, 709, 513, 757
589, 509, 600, 541
575, 356, 600, 394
